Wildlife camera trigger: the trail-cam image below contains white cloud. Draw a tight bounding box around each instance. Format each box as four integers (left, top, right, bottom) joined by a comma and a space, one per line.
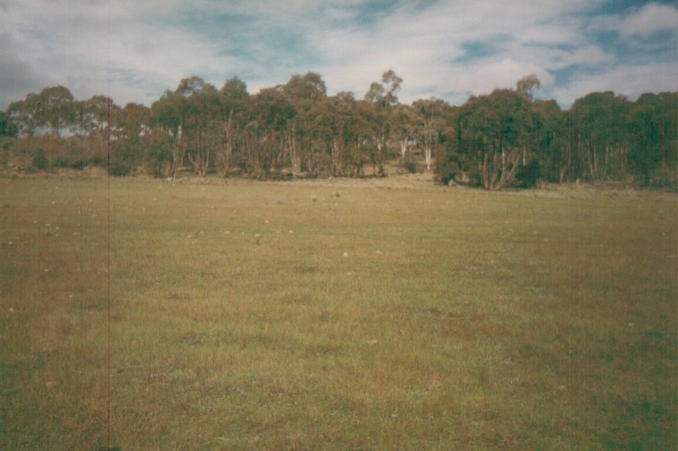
304, 0, 597, 102
589, 2, 678, 36
0, 0, 243, 107
620, 3, 678, 36
0, 0, 674, 110
552, 61, 678, 107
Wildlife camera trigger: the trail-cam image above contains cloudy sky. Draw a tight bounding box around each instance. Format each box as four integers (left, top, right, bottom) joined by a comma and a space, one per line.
1, 0, 676, 109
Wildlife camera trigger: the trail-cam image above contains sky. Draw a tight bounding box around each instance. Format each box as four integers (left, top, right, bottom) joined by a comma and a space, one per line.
0, 0, 676, 110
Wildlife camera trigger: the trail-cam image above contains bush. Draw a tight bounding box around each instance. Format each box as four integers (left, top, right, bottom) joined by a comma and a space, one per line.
436, 159, 463, 185
71, 159, 86, 170
402, 152, 418, 174
31, 148, 49, 170
89, 154, 106, 167
52, 156, 69, 168
108, 161, 131, 176
514, 159, 540, 188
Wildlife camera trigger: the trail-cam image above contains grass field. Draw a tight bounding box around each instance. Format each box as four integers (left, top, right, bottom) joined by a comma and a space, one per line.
1, 175, 676, 449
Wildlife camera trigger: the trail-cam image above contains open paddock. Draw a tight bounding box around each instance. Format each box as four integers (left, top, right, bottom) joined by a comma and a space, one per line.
1, 176, 676, 449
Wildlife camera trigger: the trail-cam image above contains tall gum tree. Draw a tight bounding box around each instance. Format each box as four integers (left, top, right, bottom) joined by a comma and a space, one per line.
413, 97, 447, 172
283, 72, 327, 175
151, 87, 187, 180
218, 76, 249, 176
459, 88, 533, 190
392, 104, 418, 164
249, 86, 296, 177
36, 86, 75, 138
363, 70, 402, 176
8, 93, 42, 138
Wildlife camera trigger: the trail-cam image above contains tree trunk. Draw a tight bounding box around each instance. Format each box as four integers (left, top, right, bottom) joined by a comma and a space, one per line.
400, 138, 408, 162
331, 137, 342, 176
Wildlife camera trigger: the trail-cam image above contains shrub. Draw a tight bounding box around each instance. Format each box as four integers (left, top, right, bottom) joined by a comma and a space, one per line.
108, 162, 131, 176
89, 154, 106, 167
70, 159, 86, 170
52, 156, 70, 168
402, 152, 418, 174
31, 148, 49, 170
514, 159, 540, 188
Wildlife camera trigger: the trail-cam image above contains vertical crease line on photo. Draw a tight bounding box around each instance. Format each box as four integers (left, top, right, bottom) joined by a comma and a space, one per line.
105, 1, 112, 448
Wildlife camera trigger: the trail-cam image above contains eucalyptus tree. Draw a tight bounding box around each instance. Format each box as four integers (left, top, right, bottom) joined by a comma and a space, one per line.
629, 92, 677, 186
457, 88, 534, 190
391, 104, 418, 163
77, 95, 117, 137
7, 93, 42, 138
110, 102, 150, 174
413, 97, 447, 172
35, 86, 76, 138
248, 86, 296, 177
531, 99, 567, 182
363, 70, 402, 175
319, 91, 355, 176
516, 74, 541, 101
217, 76, 249, 176
283, 72, 327, 174
150, 87, 187, 180
306, 94, 339, 177
325, 91, 372, 176
149, 77, 220, 178
569, 91, 631, 181
173, 76, 221, 176
350, 99, 375, 176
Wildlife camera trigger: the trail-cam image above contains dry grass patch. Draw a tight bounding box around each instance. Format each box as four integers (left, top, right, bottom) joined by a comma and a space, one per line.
1, 176, 676, 449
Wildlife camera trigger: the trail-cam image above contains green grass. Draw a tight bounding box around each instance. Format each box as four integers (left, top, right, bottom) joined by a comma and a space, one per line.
1, 176, 676, 449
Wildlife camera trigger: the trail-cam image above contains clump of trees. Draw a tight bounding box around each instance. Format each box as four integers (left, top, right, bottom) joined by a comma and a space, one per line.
438, 77, 677, 189
1, 72, 676, 188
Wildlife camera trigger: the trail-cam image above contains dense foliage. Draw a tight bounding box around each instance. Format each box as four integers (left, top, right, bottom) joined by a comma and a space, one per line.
2, 72, 676, 188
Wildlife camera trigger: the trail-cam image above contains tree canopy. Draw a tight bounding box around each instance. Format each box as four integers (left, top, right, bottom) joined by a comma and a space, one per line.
3, 71, 676, 188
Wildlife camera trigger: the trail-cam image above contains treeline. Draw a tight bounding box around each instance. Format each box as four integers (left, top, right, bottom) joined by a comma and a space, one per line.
1, 71, 675, 188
